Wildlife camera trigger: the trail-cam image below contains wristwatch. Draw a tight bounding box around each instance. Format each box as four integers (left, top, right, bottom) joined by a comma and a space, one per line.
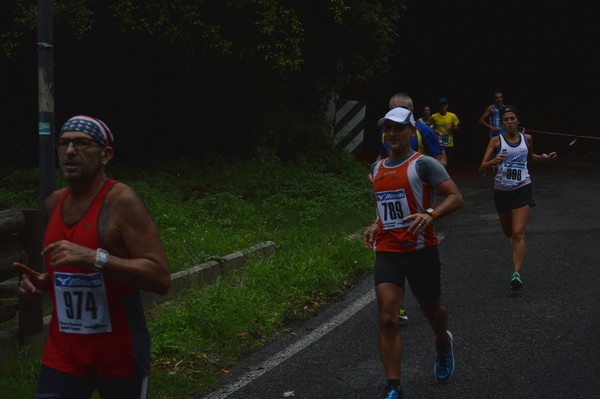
425, 208, 438, 220
93, 248, 109, 272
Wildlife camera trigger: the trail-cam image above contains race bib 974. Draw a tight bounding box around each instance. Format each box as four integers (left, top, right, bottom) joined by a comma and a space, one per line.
53, 272, 112, 334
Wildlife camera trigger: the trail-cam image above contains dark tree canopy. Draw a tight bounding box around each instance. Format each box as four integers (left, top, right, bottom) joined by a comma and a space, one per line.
1, 0, 407, 166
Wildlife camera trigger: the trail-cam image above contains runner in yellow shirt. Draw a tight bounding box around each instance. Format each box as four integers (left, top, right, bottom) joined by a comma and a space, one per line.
427, 97, 460, 165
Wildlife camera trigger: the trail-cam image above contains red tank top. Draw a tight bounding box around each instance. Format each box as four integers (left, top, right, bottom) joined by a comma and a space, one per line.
42, 178, 150, 377
372, 153, 438, 252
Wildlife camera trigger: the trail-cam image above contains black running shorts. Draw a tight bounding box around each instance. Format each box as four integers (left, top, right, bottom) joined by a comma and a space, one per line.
374, 246, 441, 299
494, 183, 536, 214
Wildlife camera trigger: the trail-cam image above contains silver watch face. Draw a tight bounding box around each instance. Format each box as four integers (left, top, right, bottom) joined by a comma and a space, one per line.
96, 249, 109, 267
98, 251, 108, 262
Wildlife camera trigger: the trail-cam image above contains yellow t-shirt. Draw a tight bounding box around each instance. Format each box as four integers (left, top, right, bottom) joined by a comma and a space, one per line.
427, 112, 460, 147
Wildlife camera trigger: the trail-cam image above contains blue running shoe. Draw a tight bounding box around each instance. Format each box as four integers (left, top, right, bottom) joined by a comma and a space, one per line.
379, 387, 403, 399
511, 272, 523, 291
434, 330, 454, 382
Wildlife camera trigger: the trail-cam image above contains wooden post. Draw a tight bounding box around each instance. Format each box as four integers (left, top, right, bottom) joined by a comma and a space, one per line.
0, 243, 28, 282
17, 209, 44, 343
0, 209, 28, 325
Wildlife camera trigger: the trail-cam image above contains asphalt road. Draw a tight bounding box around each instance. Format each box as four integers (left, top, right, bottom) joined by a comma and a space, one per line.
195, 156, 600, 399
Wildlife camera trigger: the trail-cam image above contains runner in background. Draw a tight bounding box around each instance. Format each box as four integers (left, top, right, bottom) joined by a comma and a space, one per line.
427, 97, 460, 166
417, 105, 432, 125
479, 91, 505, 139
478, 105, 557, 293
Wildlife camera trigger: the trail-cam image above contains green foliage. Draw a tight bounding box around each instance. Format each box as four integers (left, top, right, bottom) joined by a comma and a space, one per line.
109, 0, 307, 76
2, 0, 408, 94
0, 0, 35, 58
0, 167, 42, 208
0, 0, 95, 57
0, 344, 42, 398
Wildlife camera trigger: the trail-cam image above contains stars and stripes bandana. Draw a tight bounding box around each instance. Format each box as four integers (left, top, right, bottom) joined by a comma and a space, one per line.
59, 115, 114, 148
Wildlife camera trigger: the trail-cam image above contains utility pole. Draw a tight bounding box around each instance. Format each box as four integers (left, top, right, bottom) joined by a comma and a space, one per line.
37, 0, 55, 213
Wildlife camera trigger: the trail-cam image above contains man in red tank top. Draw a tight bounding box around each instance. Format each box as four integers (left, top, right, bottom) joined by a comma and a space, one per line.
14, 115, 171, 398
363, 107, 464, 399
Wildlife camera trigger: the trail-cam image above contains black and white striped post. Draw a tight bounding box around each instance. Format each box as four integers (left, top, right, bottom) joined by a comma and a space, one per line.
333, 100, 366, 155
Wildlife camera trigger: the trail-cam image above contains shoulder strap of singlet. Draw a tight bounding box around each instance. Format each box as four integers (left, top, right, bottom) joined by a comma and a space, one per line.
57, 178, 117, 209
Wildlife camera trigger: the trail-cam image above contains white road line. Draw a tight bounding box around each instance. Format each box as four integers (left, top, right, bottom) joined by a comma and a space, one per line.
200, 289, 376, 399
